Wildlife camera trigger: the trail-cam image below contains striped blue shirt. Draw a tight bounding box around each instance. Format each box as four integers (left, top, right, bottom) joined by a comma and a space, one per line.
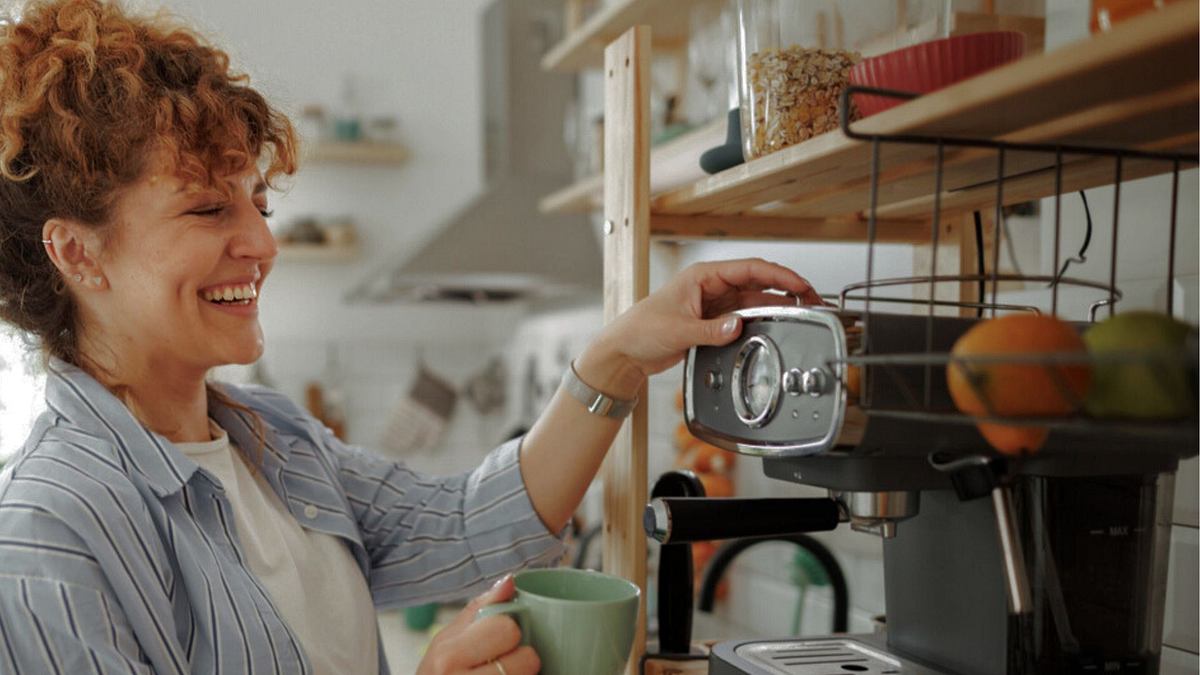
0, 359, 565, 674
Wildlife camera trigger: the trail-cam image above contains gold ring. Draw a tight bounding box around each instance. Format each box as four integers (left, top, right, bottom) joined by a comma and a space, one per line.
492, 659, 509, 675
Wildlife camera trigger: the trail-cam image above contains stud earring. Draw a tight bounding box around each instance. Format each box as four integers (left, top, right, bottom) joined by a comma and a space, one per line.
72, 273, 83, 283
92, 276, 103, 286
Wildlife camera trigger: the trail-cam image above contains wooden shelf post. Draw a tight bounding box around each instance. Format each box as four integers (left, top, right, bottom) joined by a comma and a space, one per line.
602, 25, 651, 675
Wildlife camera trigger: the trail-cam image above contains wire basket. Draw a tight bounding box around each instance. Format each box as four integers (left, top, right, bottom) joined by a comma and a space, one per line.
828, 85, 1199, 447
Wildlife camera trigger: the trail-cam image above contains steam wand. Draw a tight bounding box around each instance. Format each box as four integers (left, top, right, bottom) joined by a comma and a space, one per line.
928, 452, 1033, 615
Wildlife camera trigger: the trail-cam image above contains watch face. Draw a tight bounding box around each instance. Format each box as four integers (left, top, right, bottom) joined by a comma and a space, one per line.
684, 307, 849, 457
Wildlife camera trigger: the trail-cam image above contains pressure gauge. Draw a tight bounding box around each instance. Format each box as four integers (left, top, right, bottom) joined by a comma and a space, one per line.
732, 335, 782, 428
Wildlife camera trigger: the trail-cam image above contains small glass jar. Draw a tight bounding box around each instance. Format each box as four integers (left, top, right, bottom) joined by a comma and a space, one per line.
736, 0, 950, 160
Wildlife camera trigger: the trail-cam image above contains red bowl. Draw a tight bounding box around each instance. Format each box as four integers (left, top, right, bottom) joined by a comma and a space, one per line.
849, 31, 1026, 117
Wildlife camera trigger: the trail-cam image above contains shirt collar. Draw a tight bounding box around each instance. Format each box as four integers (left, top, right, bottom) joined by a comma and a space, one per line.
44, 358, 291, 498
207, 383, 293, 479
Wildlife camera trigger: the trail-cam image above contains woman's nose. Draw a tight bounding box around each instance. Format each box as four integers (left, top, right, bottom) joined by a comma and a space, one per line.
230, 202, 278, 261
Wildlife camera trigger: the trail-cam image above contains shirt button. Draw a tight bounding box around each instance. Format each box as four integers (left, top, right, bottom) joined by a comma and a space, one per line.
303, 504, 319, 519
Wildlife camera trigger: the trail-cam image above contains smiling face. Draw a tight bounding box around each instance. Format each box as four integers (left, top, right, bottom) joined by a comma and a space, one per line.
74, 158, 278, 379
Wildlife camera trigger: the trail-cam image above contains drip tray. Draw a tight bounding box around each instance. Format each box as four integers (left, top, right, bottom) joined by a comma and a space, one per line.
710, 637, 946, 675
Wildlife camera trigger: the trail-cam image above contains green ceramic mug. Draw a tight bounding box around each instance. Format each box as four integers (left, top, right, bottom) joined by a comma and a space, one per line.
477, 568, 640, 675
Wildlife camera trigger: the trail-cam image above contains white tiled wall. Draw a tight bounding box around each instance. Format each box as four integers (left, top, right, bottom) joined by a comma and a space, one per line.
1162, 645, 1200, 675
1164, 525, 1199, 655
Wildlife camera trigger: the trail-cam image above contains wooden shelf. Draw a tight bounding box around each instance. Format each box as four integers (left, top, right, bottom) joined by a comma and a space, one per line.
650, 2, 1196, 231
548, 5, 1195, 242
540, 118, 725, 215
276, 242, 360, 263
542, 0, 722, 72
304, 141, 408, 166
540, 174, 603, 215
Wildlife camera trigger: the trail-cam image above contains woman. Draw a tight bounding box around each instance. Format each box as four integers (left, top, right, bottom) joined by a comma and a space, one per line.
0, 1, 821, 673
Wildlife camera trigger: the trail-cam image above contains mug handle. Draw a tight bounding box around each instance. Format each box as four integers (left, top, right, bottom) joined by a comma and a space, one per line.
476, 600, 531, 646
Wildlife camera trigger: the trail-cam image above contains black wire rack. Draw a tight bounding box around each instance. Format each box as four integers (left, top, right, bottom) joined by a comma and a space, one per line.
827, 85, 1200, 439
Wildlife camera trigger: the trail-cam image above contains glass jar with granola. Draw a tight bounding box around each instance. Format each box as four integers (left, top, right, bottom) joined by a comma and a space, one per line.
736, 0, 950, 160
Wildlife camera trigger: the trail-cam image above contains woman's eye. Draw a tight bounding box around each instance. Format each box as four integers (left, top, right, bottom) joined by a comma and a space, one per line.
187, 205, 272, 218
190, 205, 226, 217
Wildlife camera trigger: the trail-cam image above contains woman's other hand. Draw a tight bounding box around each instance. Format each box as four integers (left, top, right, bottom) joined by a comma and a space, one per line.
416, 575, 539, 675
576, 258, 822, 399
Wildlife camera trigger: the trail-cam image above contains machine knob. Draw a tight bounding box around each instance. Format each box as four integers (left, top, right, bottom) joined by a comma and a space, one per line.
784, 367, 829, 397
704, 369, 723, 390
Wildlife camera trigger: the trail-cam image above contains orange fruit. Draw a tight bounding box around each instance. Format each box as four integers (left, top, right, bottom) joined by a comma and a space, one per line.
947, 314, 1091, 455
971, 423, 1051, 456
845, 364, 862, 402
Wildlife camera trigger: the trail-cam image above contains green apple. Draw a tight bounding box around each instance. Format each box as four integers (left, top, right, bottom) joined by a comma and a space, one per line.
1083, 311, 1198, 419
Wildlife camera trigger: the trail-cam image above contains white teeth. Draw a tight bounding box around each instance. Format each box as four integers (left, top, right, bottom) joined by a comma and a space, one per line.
202, 284, 257, 303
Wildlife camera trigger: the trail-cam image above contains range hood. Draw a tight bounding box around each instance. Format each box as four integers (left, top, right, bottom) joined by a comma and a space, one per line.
347, 0, 600, 304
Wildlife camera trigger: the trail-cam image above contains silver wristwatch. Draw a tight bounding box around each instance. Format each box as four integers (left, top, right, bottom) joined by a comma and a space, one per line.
561, 361, 638, 419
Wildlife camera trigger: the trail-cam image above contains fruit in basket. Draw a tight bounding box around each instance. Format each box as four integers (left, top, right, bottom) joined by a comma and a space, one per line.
845, 364, 863, 403
1083, 311, 1197, 419
947, 314, 1092, 455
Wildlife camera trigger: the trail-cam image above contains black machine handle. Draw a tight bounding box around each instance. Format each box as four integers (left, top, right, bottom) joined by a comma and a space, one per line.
649, 471, 707, 656
644, 497, 841, 545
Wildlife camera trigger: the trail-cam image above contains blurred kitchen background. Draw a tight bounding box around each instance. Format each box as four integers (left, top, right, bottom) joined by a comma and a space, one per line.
0, 0, 1195, 673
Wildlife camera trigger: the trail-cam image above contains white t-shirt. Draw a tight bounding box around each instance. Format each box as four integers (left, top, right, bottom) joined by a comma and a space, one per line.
177, 421, 379, 675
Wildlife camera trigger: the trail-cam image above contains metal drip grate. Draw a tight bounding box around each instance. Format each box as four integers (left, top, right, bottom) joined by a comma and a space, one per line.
733, 639, 911, 675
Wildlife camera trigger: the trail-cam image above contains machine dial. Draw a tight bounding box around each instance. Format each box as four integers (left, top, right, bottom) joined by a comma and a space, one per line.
731, 335, 782, 428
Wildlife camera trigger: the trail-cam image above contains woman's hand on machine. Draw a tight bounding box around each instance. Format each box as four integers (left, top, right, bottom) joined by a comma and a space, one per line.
576, 258, 822, 399
415, 575, 539, 675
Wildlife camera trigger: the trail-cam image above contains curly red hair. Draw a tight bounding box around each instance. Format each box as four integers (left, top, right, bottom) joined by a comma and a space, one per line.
0, 0, 297, 363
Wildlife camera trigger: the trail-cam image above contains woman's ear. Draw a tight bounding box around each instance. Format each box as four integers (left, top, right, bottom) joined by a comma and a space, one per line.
42, 219, 107, 290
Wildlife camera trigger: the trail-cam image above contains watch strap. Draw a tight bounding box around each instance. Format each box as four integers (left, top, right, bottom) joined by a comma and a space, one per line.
562, 361, 638, 419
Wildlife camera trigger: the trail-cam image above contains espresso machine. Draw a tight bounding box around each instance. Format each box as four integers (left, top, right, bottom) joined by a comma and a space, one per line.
644, 305, 1197, 675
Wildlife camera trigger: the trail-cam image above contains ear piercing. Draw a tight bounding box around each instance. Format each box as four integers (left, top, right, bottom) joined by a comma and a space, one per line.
68, 273, 103, 286
41, 239, 52, 245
